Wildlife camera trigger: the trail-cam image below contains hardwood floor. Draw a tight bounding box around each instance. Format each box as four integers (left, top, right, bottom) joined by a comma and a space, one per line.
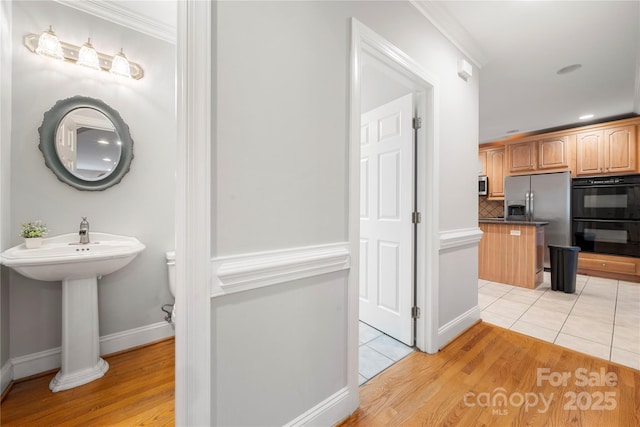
3, 324, 638, 426
1, 338, 174, 426
341, 322, 640, 427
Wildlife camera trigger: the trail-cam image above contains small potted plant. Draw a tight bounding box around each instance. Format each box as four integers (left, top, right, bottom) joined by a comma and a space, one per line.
20, 220, 48, 249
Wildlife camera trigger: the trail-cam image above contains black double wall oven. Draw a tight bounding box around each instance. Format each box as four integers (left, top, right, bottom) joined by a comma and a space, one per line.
572, 174, 640, 258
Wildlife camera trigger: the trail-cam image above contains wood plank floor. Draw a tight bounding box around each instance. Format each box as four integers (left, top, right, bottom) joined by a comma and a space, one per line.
341, 322, 640, 427
0, 338, 174, 426
3, 323, 638, 426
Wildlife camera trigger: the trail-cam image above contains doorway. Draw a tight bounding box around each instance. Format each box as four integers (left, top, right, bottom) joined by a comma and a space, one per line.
357, 55, 419, 383
349, 19, 440, 391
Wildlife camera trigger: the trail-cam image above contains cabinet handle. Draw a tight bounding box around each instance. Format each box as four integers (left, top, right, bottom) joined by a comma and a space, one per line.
602, 263, 607, 267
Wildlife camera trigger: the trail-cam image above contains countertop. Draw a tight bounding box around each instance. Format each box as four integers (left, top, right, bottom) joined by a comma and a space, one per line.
479, 218, 549, 226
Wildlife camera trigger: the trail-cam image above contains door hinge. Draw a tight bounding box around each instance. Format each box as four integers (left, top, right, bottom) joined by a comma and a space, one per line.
413, 117, 422, 130
412, 306, 421, 319
412, 212, 421, 224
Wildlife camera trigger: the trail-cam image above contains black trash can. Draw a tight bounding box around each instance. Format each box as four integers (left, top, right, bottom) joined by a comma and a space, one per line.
548, 245, 581, 293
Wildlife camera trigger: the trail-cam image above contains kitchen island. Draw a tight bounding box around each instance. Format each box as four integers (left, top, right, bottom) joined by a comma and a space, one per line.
479, 218, 548, 289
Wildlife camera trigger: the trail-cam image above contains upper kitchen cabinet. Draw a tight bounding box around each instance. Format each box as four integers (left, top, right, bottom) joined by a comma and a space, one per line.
478, 150, 487, 175
480, 146, 505, 199
538, 136, 570, 170
506, 136, 570, 174
576, 125, 637, 176
507, 141, 536, 173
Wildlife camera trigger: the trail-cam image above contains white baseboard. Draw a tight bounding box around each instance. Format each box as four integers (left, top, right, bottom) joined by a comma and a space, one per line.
100, 321, 174, 355
437, 305, 481, 349
10, 321, 174, 380
285, 386, 353, 427
1, 360, 13, 395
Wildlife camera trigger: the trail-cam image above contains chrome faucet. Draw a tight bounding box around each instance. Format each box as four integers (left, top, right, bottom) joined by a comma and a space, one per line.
79, 217, 90, 244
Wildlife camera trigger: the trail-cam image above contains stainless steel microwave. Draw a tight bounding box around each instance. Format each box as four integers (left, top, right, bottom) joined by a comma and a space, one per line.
479, 175, 488, 196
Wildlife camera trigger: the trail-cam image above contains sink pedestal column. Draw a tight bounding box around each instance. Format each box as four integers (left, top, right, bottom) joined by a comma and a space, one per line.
49, 277, 109, 392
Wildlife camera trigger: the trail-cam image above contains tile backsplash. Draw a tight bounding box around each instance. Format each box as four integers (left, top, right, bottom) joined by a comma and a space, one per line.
479, 197, 504, 218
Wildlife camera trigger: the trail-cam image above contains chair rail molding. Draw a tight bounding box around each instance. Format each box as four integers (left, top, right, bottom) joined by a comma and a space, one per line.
439, 227, 484, 253
212, 242, 351, 297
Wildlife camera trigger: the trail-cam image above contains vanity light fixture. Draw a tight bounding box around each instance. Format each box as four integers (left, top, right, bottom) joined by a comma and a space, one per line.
24, 28, 144, 80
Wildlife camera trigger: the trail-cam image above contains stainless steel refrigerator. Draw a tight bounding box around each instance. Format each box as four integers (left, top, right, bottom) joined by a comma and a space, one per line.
504, 171, 571, 268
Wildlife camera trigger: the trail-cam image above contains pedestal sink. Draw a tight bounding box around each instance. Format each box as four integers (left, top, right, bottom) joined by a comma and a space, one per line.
0, 233, 145, 392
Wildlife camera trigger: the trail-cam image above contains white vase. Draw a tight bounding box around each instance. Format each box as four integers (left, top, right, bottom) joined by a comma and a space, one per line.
24, 237, 43, 249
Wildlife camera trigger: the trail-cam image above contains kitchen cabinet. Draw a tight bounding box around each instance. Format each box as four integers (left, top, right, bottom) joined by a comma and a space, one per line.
479, 147, 505, 199
578, 252, 640, 283
478, 150, 487, 175
507, 136, 569, 174
576, 125, 637, 176
507, 141, 536, 173
478, 221, 545, 289
538, 136, 570, 170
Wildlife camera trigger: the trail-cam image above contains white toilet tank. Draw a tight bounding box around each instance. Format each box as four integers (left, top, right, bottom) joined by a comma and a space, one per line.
165, 250, 176, 297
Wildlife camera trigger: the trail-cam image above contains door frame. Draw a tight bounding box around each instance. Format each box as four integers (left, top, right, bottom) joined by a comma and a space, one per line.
349, 19, 440, 378
175, 1, 212, 425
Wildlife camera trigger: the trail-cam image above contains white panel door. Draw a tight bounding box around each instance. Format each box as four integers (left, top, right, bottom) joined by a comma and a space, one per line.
359, 93, 413, 345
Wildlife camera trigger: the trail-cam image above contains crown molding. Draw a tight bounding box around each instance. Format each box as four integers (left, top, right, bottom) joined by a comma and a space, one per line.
53, 0, 176, 44
410, 0, 487, 69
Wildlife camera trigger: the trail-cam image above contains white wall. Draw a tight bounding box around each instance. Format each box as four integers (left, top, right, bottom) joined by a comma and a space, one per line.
0, 0, 13, 381
7, 1, 175, 361
361, 63, 412, 113
212, 1, 479, 425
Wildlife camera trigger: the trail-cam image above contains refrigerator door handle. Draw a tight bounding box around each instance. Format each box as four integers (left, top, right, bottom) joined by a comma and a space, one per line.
525, 191, 530, 220
529, 191, 534, 220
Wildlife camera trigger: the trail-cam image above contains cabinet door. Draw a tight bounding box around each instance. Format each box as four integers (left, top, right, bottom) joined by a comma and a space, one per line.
479, 150, 487, 175
488, 148, 505, 198
538, 136, 569, 169
507, 141, 536, 173
576, 130, 604, 175
605, 125, 636, 173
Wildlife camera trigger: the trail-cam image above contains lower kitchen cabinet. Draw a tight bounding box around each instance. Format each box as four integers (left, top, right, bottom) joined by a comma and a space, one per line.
578, 252, 640, 283
479, 221, 545, 289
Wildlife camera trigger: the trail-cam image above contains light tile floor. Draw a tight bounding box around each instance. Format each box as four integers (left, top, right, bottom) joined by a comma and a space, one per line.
358, 321, 414, 385
479, 272, 640, 371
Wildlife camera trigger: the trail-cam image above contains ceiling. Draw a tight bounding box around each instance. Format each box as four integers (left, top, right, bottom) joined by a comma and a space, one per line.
423, 1, 640, 143
83, 1, 639, 144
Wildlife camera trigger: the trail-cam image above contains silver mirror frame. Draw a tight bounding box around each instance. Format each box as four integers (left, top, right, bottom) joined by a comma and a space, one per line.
38, 96, 134, 191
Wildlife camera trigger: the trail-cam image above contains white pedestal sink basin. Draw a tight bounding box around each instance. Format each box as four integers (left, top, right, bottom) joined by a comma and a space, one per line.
0, 232, 145, 392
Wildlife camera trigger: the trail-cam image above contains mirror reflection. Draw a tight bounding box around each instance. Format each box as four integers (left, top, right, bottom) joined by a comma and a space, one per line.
55, 108, 122, 181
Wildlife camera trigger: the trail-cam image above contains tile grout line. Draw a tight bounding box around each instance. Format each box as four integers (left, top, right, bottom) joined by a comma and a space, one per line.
609, 280, 619, 361
551, 276, 587, 344
507, 286, 548, 329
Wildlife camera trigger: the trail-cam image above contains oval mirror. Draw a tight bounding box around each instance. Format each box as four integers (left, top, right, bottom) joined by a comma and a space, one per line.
39, 96, 134, 191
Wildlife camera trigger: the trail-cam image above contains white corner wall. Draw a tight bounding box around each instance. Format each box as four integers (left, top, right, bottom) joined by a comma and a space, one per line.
7, 1, 175, 372
211, 1, 480, 425
0, 0, 13, 393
